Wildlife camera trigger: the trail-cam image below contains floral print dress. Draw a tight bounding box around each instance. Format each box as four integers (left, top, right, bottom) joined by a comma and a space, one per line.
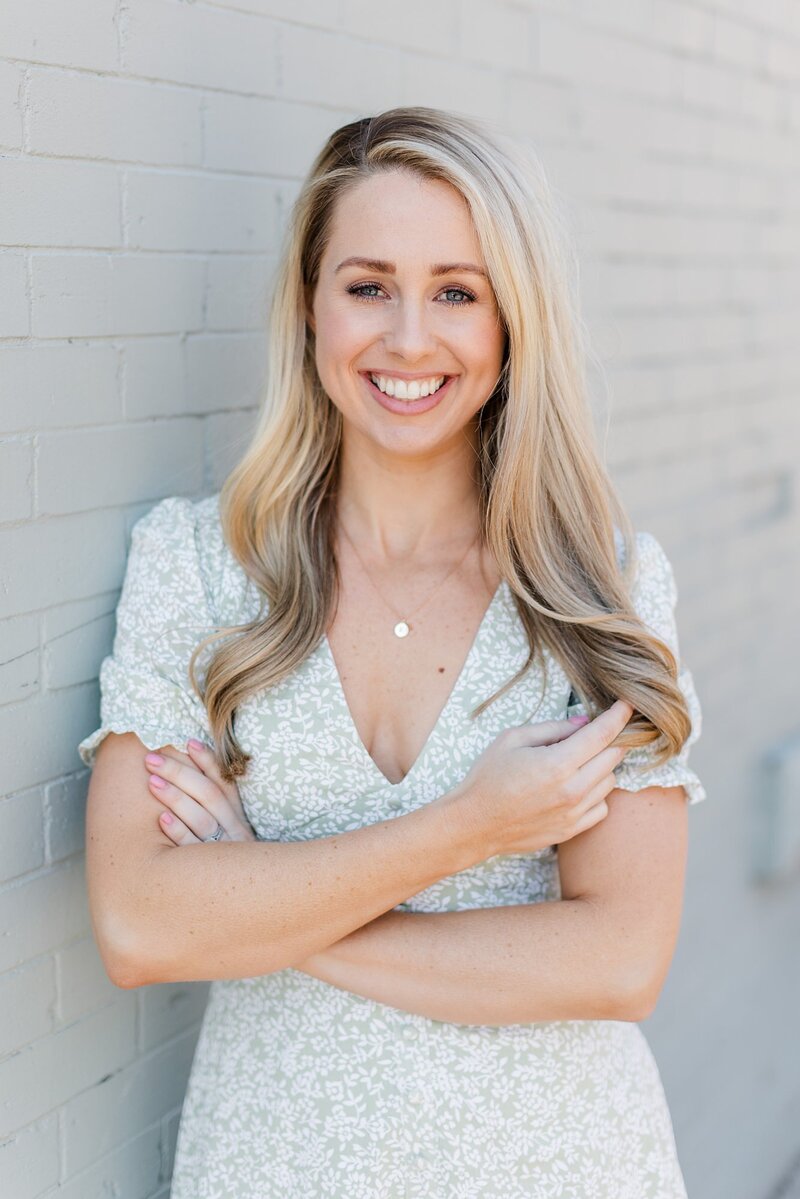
78, 494, 707, 1199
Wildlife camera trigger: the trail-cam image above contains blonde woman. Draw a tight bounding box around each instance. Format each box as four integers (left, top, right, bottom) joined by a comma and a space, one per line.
79, 108, 707, 1198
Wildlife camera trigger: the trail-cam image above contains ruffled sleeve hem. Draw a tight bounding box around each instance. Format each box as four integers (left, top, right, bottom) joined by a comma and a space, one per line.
612, 758, 707, 806
75, 495, 217, 772
567, 530, 707, 807
77, 722, 207, 771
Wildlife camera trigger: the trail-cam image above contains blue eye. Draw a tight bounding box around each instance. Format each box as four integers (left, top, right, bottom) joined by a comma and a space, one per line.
347, 283, 384, 302
439, 287, 475, 307
346, 282, 476, 306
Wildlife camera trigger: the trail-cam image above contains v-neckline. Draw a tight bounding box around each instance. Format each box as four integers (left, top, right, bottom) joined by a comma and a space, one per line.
321, 579, 509, 791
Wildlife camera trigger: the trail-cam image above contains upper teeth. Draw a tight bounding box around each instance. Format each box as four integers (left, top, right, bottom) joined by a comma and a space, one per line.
369, 373, 447, 400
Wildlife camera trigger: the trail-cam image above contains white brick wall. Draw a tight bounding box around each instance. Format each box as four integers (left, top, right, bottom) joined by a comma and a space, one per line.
1, 2, 798, 1197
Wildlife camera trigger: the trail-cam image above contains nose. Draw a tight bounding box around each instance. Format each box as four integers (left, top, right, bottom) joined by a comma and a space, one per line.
381, 296, 438, 362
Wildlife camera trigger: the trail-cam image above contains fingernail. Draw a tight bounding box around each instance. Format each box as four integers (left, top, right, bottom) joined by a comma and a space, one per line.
188, 739, 205, 751
149, 775, 165, 789
160, 811, 173, 824
568, 715, 590, 725
145, 753, 164, 766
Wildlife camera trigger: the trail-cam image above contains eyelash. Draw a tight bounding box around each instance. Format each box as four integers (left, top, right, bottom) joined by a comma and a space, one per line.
346, 282, 477, 308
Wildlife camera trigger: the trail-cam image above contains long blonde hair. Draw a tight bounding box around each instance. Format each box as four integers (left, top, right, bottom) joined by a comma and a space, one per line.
190, 106, 692, 782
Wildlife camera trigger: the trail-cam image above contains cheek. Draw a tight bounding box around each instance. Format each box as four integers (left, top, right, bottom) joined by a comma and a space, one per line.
313, 296, 369, 362
467, 319, 505, 375
312, 309, 369, 414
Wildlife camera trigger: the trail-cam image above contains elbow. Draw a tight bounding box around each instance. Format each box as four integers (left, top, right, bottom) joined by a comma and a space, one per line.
618, 986, 657, 1024
615, 963, 663, 1023
105, 943, 172, 990
107, 959, 147, 990
89, 868, 184, 988
100, 942, 150, 990
92, 914, 163, 990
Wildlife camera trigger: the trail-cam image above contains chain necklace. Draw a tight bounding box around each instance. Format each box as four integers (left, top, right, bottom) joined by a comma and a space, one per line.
338, 521, 481, 639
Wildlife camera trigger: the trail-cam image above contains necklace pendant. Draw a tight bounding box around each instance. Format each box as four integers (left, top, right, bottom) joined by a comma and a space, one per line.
393, 620, 410, 638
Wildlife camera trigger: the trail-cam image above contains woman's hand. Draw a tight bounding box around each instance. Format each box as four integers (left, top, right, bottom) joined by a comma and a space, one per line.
145, 740, 257, 844
447, 700, 634, 858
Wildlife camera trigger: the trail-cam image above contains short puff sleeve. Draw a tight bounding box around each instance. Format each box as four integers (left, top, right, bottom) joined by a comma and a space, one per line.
77, 496, 218, 769
566, 531, 707, 805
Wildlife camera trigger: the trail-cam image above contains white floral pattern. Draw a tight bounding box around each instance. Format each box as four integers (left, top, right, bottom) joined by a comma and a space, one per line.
78, 495, 707, 1199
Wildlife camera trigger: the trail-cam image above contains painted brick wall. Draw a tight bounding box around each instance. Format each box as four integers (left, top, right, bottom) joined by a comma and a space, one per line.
1, 2, 798, 1196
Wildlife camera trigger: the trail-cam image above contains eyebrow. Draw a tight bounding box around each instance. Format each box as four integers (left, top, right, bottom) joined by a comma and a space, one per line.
334, 256, 489, 280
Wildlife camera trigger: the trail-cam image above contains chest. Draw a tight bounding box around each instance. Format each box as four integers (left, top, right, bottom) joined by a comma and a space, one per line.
324, 570, 504, 785
232, 567, 573, 842
230, 575, 569, 909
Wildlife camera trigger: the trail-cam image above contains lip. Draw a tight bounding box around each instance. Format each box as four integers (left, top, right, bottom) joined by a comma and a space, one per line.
360, 371, 456, 416
362, 369, 454, 381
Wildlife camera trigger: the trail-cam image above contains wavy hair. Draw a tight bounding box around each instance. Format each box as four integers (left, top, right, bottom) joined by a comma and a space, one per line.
188, 106, 692, 782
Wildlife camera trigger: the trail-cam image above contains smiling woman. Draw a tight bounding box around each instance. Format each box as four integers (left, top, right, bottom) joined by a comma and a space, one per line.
78, 106, 706, 1199
307, 169, 506, 452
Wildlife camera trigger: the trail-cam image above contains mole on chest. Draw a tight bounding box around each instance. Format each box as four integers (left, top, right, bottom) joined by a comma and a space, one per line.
332, 621, 488, 783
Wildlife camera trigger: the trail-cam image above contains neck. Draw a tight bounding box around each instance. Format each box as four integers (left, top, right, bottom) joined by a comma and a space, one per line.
335, 427, 482, 560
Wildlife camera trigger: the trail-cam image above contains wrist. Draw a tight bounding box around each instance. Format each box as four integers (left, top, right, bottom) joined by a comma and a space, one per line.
433, 780, 499, 867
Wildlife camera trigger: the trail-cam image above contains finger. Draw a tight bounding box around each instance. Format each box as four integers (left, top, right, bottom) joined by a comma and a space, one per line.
146, 749, 253, 840
572, 797, 609, 835
186, 742, 255, 840
570, 743, 629, 792
158, 807, 201, 846
575, 769, 620, 815
144, 752, 231, 825
554, 700, 634, 771
186, 739, 241, 804
505, 716, 591, 749
147, 774, 225, 842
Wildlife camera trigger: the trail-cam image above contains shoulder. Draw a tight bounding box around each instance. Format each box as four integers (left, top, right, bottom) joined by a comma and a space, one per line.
134, 492, 222, 548
124, 496, 205, 602
129, 494, 253, 624
129, 494, 215, 598
613, 527, 680, 649
137, 492, 260, 626
615, 526, 676, 596
131, 493, 198, 541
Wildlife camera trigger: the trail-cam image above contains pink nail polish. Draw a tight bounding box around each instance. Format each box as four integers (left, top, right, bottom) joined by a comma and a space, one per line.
188, 739, 205, 751
161, 811, 173, 824
150, 775, 165, 788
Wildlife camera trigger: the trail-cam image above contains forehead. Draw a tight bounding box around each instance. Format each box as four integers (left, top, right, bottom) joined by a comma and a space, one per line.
323, 170, 483, 267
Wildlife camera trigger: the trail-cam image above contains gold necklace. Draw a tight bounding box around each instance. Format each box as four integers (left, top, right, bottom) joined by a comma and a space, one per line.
338, 521, 481, 638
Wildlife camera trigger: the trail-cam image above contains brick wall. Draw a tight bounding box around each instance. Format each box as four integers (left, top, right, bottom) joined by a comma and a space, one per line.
1, 2, 798, 1196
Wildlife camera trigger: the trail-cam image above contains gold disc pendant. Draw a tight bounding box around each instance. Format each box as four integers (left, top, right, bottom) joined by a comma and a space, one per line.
393, 620, 410, 638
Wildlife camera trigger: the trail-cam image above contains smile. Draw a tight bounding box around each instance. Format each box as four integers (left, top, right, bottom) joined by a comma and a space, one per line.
368, 372, 448, 400
361, 370, 457, 416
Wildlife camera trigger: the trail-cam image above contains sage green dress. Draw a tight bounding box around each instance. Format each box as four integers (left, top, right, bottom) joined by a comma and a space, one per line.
78, 494, 707, 1199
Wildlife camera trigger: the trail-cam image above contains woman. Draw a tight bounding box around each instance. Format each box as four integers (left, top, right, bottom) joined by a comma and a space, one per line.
79, 107, 706, 1198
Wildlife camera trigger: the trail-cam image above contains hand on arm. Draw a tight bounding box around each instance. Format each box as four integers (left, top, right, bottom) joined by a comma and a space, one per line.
87, 730, 484, 989
149, 739, 620, 1023
294, 782, 688, 1025
143, 701, 683, 1024
145, 738, 258, 845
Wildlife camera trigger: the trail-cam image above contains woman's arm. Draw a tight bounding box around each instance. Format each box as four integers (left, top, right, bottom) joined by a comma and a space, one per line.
111, 705, 629, 989
88, 732, 484, 988
297, 902, 636, 1023
294, 784, 689, 1025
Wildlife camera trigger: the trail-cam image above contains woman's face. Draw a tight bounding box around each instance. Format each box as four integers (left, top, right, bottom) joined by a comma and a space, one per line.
308, 169, 506, 460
